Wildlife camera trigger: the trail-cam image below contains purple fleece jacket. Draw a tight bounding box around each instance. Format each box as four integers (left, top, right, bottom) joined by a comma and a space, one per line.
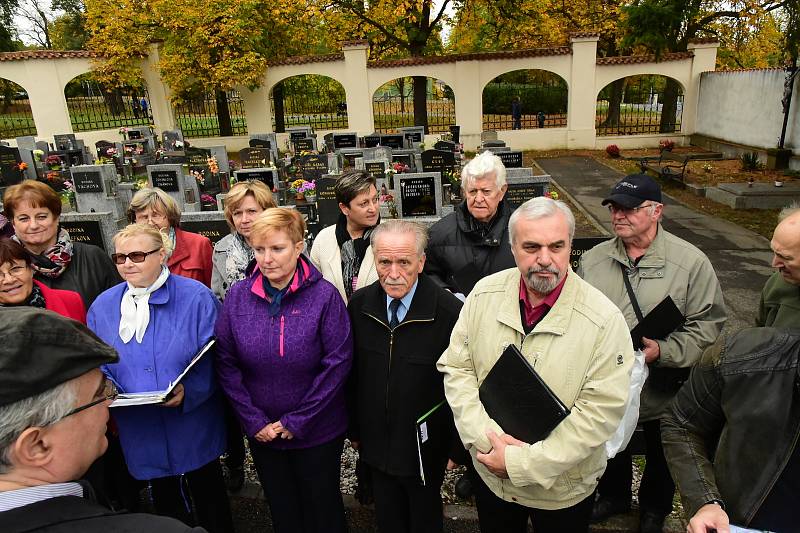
215, 256, 353, 449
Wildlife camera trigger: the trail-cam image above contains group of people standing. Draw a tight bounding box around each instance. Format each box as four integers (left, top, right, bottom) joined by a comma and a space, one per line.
0, 148, 796, 533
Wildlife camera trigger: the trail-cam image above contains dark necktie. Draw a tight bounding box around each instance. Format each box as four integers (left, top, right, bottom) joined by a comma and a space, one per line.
389, 298, 401, 329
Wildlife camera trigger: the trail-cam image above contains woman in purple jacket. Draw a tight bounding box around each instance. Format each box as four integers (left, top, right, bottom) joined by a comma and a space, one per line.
215, 208, 353, 533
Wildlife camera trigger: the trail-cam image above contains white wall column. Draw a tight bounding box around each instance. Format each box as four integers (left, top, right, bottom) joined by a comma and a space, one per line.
341, 41, 373, 133
452, 60, 482, 150
240, 84, 273, 134
684, 41, 719, 136
141, 44, 176, 133
567, 35, 599, 149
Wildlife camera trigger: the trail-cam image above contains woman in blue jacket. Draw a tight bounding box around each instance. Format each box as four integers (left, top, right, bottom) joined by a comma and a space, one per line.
88, 223, 233, 533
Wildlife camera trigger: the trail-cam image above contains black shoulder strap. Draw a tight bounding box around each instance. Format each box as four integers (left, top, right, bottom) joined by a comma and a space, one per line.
620, 262, 644, 323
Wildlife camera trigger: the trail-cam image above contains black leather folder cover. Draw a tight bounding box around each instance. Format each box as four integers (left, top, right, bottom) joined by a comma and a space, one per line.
629, 296, 684, 350
478, 344, 570, 444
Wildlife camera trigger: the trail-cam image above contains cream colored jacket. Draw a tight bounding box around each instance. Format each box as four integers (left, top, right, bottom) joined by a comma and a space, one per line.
437, 268, 633, 510
309, 224, 378, 302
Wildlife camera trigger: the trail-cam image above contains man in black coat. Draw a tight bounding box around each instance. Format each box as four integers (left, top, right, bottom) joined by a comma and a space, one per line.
348, 220, 463, 533
0, 308, 203, 533
424, 150, 516, 297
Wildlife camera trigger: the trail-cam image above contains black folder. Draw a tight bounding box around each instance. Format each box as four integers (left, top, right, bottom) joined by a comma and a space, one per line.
629, 296, 684, 350
478, 344, 570, 444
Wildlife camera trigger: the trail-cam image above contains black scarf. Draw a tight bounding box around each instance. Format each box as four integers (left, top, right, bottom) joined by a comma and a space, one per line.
335, 214, 377, 299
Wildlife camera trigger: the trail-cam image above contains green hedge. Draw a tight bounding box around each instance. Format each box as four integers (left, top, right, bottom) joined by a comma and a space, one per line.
482, 82, 568, 115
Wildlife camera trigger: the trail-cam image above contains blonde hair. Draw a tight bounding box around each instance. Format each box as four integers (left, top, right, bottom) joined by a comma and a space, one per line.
127, 188, 181, 228
250, 208, 305, 244
223, 181, 276, 230
113, 223, 174, 255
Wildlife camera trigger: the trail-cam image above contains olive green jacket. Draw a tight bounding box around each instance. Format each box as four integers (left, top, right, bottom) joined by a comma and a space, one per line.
756, 271, 800, 327
437, 268, 633, 510
578, 225, 726, 421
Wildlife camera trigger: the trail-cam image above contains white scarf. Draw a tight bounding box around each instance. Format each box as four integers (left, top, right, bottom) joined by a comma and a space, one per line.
118, 266, 170, 344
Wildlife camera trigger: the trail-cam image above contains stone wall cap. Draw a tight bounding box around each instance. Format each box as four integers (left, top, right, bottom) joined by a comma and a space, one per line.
0, 50, 102, 61
341, 40, 369, 47
368, 47, 571, 68
596, 51, 694, 65
268, 52, 344, 67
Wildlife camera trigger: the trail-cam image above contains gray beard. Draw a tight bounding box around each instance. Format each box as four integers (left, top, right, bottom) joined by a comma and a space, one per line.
524, 266, 563, 295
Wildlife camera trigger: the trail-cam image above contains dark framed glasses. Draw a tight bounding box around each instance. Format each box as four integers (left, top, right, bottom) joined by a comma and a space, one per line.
47, 378, 119, 426
111, 248, 162, 265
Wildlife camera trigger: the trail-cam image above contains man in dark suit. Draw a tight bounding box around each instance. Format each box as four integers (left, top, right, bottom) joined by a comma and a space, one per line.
348, 220, 463, 533
0, 308, 203, 532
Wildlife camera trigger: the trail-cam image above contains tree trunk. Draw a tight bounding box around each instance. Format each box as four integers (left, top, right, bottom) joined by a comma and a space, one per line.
215, 90, 233, 137
601, 78, 627, 130
103, 88, 125, 116
395, 78, 406, 113
659, 78, 681, 133
273, 83, 285, 133
412, 76, 428, 132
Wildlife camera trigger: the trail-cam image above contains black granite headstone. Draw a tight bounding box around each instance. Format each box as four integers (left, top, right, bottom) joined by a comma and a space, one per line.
316, 176, 340, 227
297, 155, 328, 180
0, 146, 24, 186
151, 170, 180, 192
72, 170, 103, 193
497, 151, 523, 168
53, 134, 77, 151
95, 141, 116, 160
162, 130, 185, 151
60, 220, 105, 250
181, 219, 231, 245
186, 147, 211, 170
504, 181, 546, 209
249, 138, 271, 149
449, 125, 460, 144
293, 138, 316, 152
340, 152, 363, 169
333, 133, 357, 149
570, 237, 611, 270
381, 134, 404, 149
295, 202, 318, 222
421, 149, 455, 175
290, 131, 308, 141
364, 161, 387, 179
434, 140, 456, 152
363, 135, 381, 148
399, 176, 436, 217
237, 169, 276, 189
392, 153, 412, 168
239, 148, 271, 169
127, 129, 143, 140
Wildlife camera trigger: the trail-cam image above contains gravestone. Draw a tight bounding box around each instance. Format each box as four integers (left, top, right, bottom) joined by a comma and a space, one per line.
503, 173, 551, 209
337, 149, 364, 170
0, 146, 24, 187
392, 153, 413, 170
293, 137, 317, 153
71, 165, 124, 218
234, 168, 277, 189
207, 145, 230, 174
363, 135, 381, 148
53, 134, 77, 151
421, 149, 455, 178
496, 151, 523, 169
162, 130, 185, 151
14, 136, 38, 180
396, 173, 443, 218
399, 126, 424, 147
250, 133, 280, 162
294, 202, 318, 223
239, 148, 271, 169
95, 141, 116, 161
179, 211, 230, 246
332, 133, 358, 149
484, 146, 510, 153
449, 125, 460, 144
362, 146, 393, 162
60, 211, 117, 252
434, 140, 456, 152
482, 140, 506, 148
147, 164, 199, 212
381, 134, 404, 149
287, 126, 313, 140
249, 138, 270, 149
127, 129, 142, 140
297, 155, 328, 181
571, 237, 611, 271
364, 160, 388, 180
481, 131, 498, 142
315, 175, 340, 227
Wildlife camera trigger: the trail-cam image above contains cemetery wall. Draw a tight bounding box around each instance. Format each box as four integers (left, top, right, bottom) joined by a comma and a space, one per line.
695, 68, 799, 158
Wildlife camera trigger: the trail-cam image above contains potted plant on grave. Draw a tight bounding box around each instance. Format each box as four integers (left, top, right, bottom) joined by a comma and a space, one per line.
380, 192, 398, 219
200, 193, 217, 211
659, 139, 675, 152
45, 155, 63, 170
59, 180, 75, 210
288, 179, 315, 202
605, 144, 621, 158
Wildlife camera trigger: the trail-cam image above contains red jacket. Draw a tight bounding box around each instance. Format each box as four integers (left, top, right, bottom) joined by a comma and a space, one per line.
36, 279, 87, 324
167, 227, 213, 287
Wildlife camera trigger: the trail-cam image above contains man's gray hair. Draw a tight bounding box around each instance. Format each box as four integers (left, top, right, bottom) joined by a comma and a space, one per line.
509, 196, 576, 244
370, 220, 428, 257
778, 201, 800, 222
461, 150, 507, 191
0, 381, 77, 474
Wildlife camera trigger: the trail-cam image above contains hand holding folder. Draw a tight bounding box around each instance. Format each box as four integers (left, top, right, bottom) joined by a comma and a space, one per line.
629, 296, 684, 350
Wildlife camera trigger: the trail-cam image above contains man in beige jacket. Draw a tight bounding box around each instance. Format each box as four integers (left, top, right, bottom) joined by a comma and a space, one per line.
578, 174, 726, 533
438, 197, 633, 533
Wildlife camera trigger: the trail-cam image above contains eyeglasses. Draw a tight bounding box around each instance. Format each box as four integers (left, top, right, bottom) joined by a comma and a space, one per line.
134, 212, 167, 224
111, 248, 161, 265
48, 378, 118, 426
0, 264, 28, 280
607, 203, 657, 215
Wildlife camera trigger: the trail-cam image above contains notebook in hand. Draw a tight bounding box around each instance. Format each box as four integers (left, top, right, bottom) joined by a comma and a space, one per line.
629, 296, 684, 350
478, 344, 569, 444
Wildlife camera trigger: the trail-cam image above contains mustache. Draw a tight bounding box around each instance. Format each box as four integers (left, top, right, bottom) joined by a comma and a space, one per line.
526, 265, 560, 277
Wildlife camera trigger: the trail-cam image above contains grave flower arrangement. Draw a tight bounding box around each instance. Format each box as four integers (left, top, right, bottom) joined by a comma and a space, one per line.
659, 139, 675, 152
207, 156, 219, 175
191, 169, 205, 186
380, 193, 398, 218
59, 180, 75, 206
605, 144, 620, 158
288, 179, 315, 200
45, 155, 63, 170
14, 161, 28, 172
32, 149, 44, 162
544, 190, 559, 200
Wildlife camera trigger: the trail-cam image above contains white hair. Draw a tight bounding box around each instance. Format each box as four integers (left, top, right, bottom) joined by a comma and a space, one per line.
778, 201, 800, 222
509, 196, 576, 244
0, 380, 77, 474
371, 220, 428, 257
461, 150, 507, 191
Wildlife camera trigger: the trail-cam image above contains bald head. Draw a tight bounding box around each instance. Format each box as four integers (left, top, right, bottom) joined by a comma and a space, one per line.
771, 210, 800, 285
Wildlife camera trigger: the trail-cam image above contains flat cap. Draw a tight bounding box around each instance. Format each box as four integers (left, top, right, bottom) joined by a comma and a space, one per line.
0, 308, 118, 407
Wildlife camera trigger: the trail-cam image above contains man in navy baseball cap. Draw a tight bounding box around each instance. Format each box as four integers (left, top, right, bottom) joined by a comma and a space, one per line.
601, 173, 662, 209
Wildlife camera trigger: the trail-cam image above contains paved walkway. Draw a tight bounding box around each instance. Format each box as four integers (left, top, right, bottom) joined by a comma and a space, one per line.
540, 156, 774, 331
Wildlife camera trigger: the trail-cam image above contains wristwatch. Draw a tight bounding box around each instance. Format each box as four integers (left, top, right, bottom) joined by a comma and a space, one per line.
705, 499, 725, 510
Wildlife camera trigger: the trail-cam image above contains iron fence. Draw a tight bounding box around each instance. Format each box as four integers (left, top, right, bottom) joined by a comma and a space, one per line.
65, 78, 154, 132
372, 78, 455, 134
0, 89, 36, 138
269, 75, 348, 132
174, 90, 247, 138
482, 73, 569, 131
596, 75, 684, 136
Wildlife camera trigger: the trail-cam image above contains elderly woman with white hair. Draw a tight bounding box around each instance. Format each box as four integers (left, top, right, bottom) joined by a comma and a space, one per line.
87, 223, 233, 533
424, 150, 516, 296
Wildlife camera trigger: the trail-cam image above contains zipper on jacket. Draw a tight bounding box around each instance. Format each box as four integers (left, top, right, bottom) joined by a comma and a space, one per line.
280, 315, 285, 357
